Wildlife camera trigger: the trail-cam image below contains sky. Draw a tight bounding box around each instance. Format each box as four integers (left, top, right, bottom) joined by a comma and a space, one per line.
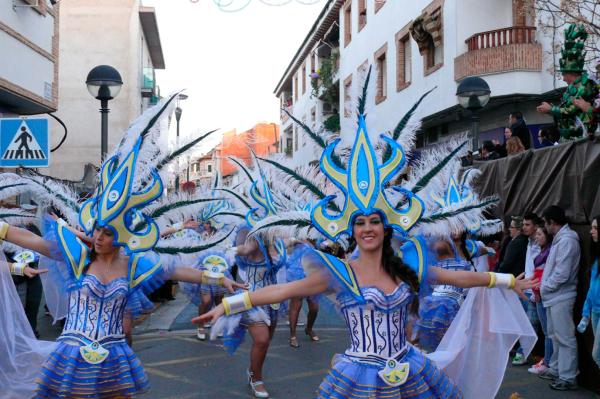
143, 0, 324, 153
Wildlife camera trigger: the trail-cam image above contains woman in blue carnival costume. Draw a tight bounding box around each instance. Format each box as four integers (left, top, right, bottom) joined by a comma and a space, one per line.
181, 247, 234, 340
196, 70, 538, 399
215, 159, 296, 398
0, 94, 244, 399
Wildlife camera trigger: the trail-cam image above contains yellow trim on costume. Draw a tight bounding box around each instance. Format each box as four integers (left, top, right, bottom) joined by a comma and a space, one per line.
222, 292, 253, 315
222, 298, 232, 315
314, 251, 362, 299
509, 275, 516, 289
129, 254, 162, 290
242, 291, 253, 309
486, 272, 497, 288
10, 262, 25, 276
0, 221, 9, 240
56, 224, 88, 280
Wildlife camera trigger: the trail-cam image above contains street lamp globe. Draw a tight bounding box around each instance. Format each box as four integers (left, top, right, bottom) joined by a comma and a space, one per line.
456, 76, 491, 111
86, 65, 123, 100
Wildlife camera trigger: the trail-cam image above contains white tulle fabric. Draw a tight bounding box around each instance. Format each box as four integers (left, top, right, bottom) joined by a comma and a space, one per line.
39, 255, 69, 322
0, 255, 56, 398
427, 286, 537, 399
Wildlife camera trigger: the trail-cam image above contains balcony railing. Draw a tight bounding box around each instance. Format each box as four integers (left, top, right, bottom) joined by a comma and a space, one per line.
466, 26, 536, 51
142, 67, 155, 94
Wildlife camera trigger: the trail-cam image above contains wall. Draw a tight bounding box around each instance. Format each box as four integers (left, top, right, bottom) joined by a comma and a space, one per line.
48, 0, 151, 180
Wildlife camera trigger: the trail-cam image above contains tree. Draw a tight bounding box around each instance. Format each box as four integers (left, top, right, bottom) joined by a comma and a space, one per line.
527, 0, 600, 77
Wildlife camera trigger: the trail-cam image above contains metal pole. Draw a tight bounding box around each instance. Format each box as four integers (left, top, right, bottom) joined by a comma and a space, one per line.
100, 98, 109, 161
471, 112, 480, 153
175, 109, 181, 192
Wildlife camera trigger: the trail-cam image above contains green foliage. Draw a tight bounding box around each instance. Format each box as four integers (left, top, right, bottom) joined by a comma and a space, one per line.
311, 49, 339, 108
323, 114, 340, 132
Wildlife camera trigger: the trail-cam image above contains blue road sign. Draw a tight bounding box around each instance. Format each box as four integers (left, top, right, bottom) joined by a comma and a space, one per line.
0, 118, 49, 167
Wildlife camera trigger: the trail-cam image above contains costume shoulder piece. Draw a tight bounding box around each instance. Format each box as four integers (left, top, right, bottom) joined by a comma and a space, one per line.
53, 222, 90, 283
398, 235, 429, 284
128, 252, 163, 291
312, 250, 364, 303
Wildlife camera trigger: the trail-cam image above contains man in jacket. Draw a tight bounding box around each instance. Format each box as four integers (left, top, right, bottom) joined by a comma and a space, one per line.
509, 111, 532, 149
539, 205, 580, 391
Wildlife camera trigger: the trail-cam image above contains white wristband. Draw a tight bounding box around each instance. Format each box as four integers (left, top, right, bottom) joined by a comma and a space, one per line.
57, 218, 67, 226
487, 272, 516, 289
172, 222, 184, 231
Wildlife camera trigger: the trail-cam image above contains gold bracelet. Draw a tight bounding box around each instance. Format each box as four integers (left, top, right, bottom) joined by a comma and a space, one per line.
222, 292, 253, 315
10, 262, 25, 276
486, 272, 497, 288
0, 221, 9, 240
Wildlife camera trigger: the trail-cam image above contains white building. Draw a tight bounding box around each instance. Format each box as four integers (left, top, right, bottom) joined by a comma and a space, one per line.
277, 0, 560, 158
0, 0, 59, 116
48, 0, 165, 181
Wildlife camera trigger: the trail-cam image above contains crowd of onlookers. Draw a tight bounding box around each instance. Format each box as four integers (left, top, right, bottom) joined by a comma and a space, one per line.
462, 111, 565, 166
480, 205, 600, 392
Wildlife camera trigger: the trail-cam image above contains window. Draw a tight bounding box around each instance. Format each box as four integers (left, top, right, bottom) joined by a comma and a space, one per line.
302, 116, 307, 147
310, 52, 315, 75
374, 43, 388, 104
358, 0, 367, 31
396, 27, 412, 91
302, 62, 306, 95
344, 1, 352, 47
343, 74, 353, 118
311, 107, 316, 128
207, 164, 212, 173
294, 125, 298, 151
294, 75, 298, 101
375, 0, 386, 13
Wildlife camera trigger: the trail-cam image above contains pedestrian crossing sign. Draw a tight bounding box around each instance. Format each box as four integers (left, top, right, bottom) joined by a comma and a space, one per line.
0, 118, 49, 167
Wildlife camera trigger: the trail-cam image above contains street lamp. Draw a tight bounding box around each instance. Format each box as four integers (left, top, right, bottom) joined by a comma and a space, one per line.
456, 76, 491, 152
174, 93, 188, 192
86, 65, 123, 161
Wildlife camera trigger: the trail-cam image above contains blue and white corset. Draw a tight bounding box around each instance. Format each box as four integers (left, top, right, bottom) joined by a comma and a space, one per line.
431, 259, 473, 305
339, 284, 413, 366
237, 256, 278, 291
60, 274, 128, 348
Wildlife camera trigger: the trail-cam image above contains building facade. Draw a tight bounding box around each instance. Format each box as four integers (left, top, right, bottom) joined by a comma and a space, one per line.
0, 0, 59, 116
277, 0, 561, 159
48, 0, 165, 181
214, 123, 280, 187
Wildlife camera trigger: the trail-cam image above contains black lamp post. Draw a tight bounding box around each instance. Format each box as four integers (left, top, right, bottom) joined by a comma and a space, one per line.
174, 94, 188, 192
86, 65, 123, 161
456, 76, 491, 152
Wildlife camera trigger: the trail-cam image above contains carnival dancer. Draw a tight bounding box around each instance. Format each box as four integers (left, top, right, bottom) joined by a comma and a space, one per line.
0, 94, 244, 399
196, 71, 538, 398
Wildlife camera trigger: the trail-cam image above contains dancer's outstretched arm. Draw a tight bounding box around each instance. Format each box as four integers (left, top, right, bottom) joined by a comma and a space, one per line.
431, 267, 537, 300
2, 224, 52, 258
193, 270, 329, 324
170, 266, 247, 294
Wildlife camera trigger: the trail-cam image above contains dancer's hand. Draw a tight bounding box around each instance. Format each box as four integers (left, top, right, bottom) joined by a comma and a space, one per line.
24, 266, 47, 278
223, 277, 248, 293
513, 273, 538, 301
192, 304, 225, 325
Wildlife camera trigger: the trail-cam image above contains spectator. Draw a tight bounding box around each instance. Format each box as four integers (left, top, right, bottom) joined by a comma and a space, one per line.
537, 126, 557, 148
539, 205, 580, 391
528, 225, 554, 375
461, 151, 473, 167
506, 137, 526, 156
496, 216, 528, 277
480, 140, 500, 161
511, 213, 541, 365
509, 111, 533, 149
577, 215, 600, 368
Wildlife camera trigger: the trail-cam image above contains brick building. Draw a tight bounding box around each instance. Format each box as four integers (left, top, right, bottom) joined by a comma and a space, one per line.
214, 123, 280, 186
277, 0, 563, 158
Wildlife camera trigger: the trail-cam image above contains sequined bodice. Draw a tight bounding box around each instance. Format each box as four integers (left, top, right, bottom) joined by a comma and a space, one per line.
236, 256, 281, 291
61, 274, 129, 341
339, 284, 414, 357
431, 259, 472, 299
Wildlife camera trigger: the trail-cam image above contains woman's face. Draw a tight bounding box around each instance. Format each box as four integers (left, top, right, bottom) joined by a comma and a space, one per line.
353, 214, 385, 252
504, 128, 512, 139
591, 219, 598, 243
93, 227, 116, 254
535, 227, 547, 247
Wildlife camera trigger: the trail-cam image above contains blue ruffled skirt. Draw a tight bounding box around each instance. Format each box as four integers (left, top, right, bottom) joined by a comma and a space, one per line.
34, 341, 149, 398
416, 296, 461, 353
316, 347, 462, 398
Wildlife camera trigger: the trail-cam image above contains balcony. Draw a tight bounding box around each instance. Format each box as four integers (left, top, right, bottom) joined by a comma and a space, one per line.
141, 67, 155, 97
454, 26, 541, 81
